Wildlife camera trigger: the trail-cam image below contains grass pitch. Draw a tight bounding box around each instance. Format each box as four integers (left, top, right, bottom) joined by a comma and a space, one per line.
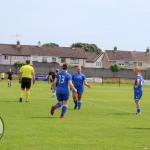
0, 80, 150, 150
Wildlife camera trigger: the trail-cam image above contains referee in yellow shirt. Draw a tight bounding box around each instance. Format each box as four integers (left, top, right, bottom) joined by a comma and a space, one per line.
19, 60, 35, 102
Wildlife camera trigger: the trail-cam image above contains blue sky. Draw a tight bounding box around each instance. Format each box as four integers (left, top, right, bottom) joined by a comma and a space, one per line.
0, 0, 150, 51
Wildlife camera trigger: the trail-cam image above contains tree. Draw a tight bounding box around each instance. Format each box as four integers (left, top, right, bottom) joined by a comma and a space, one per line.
70, 42, 101, 53
42, 43, 59, 47
110, 64, 120, 77
14, 61, 25, 73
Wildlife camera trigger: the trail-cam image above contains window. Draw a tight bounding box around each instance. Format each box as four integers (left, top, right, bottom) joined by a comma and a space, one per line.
138, 62, 142, 67
117, 61, 124, 66
4, 55, 9, 60
96, 62, 101, 66
61, 58, 66, 63
42, 57, 47, 62
129, 62, 133, 67
70, 58, 79, 64
52, 58, 56, 62
13, 56, 18, 61
33, 56, 38, 61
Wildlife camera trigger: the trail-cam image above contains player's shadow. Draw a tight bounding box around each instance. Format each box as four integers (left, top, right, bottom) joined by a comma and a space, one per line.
127, 127, 150, 130
30, 116, 57, 119
0, 100, 18, 103
108, 112, 134, 115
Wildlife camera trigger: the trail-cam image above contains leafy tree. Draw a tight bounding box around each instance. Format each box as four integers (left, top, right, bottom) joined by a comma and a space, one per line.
110, 64, 120, 77
14, 61, 25, 74
42, 43, 59, 47
71, 42, 101, 53
14, 61, 25, 67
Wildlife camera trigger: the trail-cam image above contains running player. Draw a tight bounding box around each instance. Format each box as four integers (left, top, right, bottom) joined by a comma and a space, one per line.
7, 69, 13, 87
50, 63, 77, 118
72, 65, 90, 110
19, 60, 35, 102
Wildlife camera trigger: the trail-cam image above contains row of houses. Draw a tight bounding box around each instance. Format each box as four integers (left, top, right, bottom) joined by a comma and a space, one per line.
0, 42, 150, 70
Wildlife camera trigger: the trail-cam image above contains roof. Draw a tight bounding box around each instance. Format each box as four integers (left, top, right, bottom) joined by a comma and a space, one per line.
105, 50, 132, 61
85, 51, 103, 62
0, 44, 86, 59
105, 50, 150, 62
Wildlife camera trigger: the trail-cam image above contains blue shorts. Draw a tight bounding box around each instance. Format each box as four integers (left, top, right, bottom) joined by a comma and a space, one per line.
56, 87, 69, 101
73, 86, 84, 94
134, 89, 142, 100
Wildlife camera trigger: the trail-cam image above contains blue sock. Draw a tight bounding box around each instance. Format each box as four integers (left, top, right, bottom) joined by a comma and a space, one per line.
137, 107, 141, 113
78, 101, 82, 110
61, 105, 68, 116
73, 99, 77, 105
55, 103, 61, 108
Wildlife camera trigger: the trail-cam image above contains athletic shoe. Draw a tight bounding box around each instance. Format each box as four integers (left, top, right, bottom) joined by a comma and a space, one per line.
19, 98, 22, 102
74, 104, 77, 110
51, 106, 55, 115
60, 115, 64, 118
26, 100, 29, 102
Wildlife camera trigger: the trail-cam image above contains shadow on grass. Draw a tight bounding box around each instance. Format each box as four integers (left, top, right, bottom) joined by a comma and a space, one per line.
108, 112, 134, 115
30, 116, 57, 119
0, 100, 18, 103
127, 127, 150, 130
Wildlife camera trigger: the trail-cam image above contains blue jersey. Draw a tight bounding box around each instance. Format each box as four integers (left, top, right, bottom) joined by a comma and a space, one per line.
134, 75, 144, 92
134, 75, 144, 100
72, 73, 86, 88
56, 70, 72, 89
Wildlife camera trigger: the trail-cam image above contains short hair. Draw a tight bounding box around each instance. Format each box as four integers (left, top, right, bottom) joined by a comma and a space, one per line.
26, 60, 30, 64
62, 63, 68, 70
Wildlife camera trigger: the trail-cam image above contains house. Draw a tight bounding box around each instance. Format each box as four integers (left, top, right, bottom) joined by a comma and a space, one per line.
102, 47, 150, 69
85, 51, 104, 68
0, 42, 87, 67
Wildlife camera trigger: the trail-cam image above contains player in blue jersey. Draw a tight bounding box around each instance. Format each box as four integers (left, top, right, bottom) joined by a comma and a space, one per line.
72, 66, 90, 110
50, 63, 77, 118
133, 68, 144, 114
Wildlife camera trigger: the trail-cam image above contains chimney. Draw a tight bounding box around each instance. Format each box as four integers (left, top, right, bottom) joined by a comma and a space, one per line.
146, 47, 150, 53
16, 41, 21, 49
37, 41, 41, 47
114, 46, 117, 51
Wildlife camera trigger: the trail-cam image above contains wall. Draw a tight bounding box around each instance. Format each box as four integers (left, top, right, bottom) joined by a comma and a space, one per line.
0, 64, 150, 79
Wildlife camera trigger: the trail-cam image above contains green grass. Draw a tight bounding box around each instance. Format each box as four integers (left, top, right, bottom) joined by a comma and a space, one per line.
0, 80, 150, 150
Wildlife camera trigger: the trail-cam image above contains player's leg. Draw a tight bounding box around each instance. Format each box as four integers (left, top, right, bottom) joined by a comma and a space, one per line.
134, 90, 142, 114
9, 78, 12, 87
51, 101, 62, 115
77, 94, 83, 110
51, 89, 62, 115
7, 79, 10, 87
135, 100, 141, 114
77, 87, 84, 110
25, 79, 32, 102
72, 90, 78, 109
60, 100, 68, 118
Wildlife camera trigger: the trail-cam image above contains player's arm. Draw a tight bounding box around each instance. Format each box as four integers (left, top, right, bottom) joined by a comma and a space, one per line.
69, 81, 77, 93
53, 79, 57, 91
18, 72, 22, 83
84, 80, 90, 88
135, 78, 140, 88
32, 72, 35, 85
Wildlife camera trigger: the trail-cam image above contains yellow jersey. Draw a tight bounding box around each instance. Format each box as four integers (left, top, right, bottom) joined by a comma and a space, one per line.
19, 65, 34, 79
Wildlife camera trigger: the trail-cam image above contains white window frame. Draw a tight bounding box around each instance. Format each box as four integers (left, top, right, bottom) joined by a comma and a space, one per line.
96, 62, 101, 66
42, 57, 47, 62
4, 55, 9, 60
33, 56, 38, 61
61, 58, 66, 63
52, 57, 56, 62
70, 58, 79, 64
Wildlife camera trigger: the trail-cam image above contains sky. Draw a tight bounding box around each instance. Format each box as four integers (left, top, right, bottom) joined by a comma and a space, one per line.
0, 0, 150, 51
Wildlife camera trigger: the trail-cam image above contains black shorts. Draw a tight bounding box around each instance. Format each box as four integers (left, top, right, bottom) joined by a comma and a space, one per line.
8, 77, 12, 80
21, 78, 31, 89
